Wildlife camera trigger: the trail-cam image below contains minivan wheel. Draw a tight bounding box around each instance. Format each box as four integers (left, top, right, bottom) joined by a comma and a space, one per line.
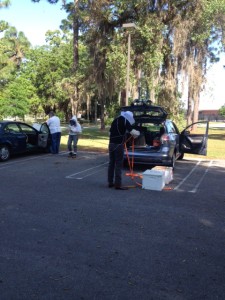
0, 145, 10, 161
178, 152, 184, 160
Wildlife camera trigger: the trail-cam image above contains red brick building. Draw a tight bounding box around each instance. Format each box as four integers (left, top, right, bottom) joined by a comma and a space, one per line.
198, 109, 225, 121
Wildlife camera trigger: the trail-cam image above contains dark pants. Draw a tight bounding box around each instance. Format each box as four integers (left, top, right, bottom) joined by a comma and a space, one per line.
108, 143, 124, 187
51, 132, 61, 154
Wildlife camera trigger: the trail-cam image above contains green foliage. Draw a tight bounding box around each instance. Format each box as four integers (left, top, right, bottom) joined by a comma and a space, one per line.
0, 77, 35, 118
23, 38, 73, 112
219, 104, 225, 117
0, 20, 8, 32
0, 0, 11, 8
0, 26, 31, 88
0, 0, 225, 125
105, 102, 121, 126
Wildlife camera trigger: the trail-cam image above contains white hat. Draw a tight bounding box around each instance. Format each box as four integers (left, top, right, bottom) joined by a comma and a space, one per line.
121, 111, 135, 125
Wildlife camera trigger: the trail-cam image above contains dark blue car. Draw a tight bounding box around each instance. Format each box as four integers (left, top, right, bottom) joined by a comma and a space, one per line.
0, 121, 51, 162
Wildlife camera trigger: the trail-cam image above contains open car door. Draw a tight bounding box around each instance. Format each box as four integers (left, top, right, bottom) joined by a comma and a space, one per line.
180, 121, 209, 156
38, 123, 50, 149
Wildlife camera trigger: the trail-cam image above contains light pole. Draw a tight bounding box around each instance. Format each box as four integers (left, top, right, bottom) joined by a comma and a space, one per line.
122, 23, 136, 106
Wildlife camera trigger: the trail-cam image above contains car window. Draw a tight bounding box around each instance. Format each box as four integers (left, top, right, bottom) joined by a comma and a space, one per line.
19, 124, 36, 134
167, 122, 176, 133
133, 110, 164, 118
142, 124, 160, 132
4, 123, 21, 133
40, 123, 49, 134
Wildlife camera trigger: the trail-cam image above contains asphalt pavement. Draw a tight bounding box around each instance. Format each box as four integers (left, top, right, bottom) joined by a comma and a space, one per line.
0, 151, 225, 300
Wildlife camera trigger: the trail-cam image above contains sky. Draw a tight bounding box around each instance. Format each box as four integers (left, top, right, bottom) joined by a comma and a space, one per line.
1, 0, 67, 46
1, 0, 225, 110
199, 54, 225, 110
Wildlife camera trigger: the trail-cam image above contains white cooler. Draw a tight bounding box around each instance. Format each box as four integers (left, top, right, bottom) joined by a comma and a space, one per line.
152, 166, 173, 184
142, 169, 165, 191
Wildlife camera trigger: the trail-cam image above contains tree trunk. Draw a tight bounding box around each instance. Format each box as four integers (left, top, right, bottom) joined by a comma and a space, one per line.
187, 86, 193, 126
94, 98, 97, 124
100, 97, 105, 130
120, 89, 126, 106
192, 93, 199, 131
70, 95, 78, 116
71, 0, 79, 115
73, 0, 79, 72
86, 94, 90, 122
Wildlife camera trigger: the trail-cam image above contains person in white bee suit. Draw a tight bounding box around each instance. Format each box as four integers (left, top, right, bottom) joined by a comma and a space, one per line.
67, 116, 82, 158
108, 111, 140, 190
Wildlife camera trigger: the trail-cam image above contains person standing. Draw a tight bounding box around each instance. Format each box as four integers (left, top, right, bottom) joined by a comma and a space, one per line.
108, 111, 140, 190
67, 115, 82, 158
46, 111, 61, 154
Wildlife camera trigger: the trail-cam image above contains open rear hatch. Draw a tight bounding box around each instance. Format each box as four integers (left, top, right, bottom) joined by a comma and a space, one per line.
121, 100, 168, 149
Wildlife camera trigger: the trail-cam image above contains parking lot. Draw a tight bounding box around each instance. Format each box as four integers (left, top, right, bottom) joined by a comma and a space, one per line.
1, 151, 225, 300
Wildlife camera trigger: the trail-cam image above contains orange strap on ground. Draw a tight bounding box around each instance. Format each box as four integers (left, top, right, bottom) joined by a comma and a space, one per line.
124, 136, 142, 187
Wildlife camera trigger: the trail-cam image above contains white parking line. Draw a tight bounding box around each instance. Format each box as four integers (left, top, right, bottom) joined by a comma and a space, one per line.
174, 159, 213, 193
0, 151, 67, 169
174, 159, 202, 191
190, 160, 213, 193
66, 161, 108, 179
0, 155, 48, 169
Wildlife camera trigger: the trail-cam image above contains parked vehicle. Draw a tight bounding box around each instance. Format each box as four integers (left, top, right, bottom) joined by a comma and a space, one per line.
0, 121, 51, 162
122, 100, 209, 168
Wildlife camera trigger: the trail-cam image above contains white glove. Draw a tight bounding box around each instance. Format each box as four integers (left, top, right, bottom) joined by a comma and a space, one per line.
130, 129, 140, 139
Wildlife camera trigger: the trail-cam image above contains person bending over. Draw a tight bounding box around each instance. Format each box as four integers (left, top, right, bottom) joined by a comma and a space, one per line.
67, 116, 82, 158
108, 111, 140, 190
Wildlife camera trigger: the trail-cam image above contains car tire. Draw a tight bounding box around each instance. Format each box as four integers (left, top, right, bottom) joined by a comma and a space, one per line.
0, 145, 10, 162
178, 152, 184, 160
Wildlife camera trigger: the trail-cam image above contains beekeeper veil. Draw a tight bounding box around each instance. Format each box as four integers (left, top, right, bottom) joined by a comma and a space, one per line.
121, 111, 135, 125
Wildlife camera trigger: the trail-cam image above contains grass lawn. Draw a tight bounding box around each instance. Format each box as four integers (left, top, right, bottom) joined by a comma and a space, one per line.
60, 123, 225, 160
196, 123, 225, 160
60, 126, 109, 153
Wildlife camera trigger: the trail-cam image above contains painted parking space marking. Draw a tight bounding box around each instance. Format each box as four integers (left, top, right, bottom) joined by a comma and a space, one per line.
66, 161, 108, 179
0, 154, 51, 170
189, 160, 212, 193
174, 159, 202, 191
0, 151, 68, 170
174, 159, 213, 193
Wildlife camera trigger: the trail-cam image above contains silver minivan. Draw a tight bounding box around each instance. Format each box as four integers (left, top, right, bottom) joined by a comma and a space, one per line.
122, 100, 209, 168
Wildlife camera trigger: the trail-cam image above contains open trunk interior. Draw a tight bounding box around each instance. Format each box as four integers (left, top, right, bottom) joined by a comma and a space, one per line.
126, 124, 165, 149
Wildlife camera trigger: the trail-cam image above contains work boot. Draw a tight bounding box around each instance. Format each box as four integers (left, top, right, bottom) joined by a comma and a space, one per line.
115, 185, 128, 190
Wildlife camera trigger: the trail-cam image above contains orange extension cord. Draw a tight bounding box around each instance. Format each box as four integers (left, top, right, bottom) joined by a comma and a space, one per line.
124, 136, 142, 188
124, 138, 173, 191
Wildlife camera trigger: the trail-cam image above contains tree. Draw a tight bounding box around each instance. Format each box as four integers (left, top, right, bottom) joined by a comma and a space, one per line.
29, 0, 225, 128
0, 26, 31, 88
2, 26, 31, 68
23, 31, 74, 117
219, 105, 225, 117
0, 0, 11, 8
0, 77, 35, 119
31, 0, 81, 117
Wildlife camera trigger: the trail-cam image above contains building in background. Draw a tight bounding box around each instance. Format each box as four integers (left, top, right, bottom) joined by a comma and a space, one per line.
199, 110, 225, 121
